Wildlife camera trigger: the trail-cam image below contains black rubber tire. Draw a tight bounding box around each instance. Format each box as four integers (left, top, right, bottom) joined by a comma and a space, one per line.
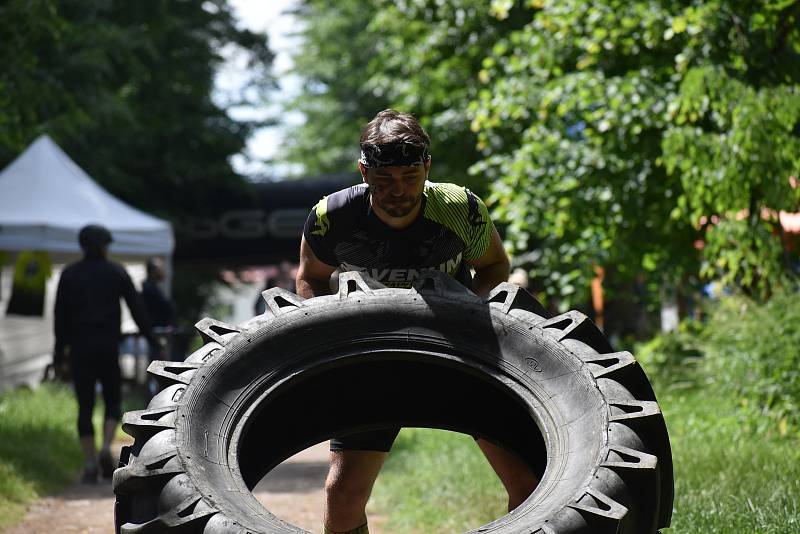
113, 271, 673, 534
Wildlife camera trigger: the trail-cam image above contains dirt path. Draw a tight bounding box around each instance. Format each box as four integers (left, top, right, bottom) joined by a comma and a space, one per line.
3, 438, 133, 534
3, 439, 388, 534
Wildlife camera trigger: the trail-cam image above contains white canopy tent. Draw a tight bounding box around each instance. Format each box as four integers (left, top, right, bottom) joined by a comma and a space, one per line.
0, 135, 174, 390
0, 134, 173, 257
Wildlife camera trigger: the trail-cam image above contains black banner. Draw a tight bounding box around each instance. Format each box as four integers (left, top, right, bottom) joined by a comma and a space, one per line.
174, 174, 358, 266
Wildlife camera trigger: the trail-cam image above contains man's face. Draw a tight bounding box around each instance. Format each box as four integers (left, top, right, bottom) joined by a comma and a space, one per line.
150, 259, 165, 281
361, 161, 429, 218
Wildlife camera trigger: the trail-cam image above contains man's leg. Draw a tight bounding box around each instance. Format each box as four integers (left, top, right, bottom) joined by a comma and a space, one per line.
102, 418, 117, 451
324, 450, 387, 533
79, 435, 97, 466
98, 345, 122, 478
476, 438, 539, 512
71, 356, 98, 482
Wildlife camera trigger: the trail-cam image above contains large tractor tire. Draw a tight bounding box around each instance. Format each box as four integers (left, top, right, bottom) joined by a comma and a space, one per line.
113, 271, 673, 533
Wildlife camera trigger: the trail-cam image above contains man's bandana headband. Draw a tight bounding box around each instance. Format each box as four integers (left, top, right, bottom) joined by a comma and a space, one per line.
359, 142, 430, 168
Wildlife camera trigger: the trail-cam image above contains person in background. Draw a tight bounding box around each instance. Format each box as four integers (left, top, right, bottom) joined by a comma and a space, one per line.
508, 267, 530, 289
141, 257, 175, 331
254, 261, 298, 316
254, 277, 278, 316
278, 260, 298, 294
140, 256, 177, 391
53, 224, 156, 483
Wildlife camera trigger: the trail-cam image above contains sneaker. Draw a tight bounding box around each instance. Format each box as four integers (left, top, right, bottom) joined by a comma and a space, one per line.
81, 465, 98, 484
99, 449, 114, 479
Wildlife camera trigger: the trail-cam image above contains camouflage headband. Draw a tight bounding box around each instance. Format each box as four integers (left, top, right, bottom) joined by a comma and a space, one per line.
359, 142, 430, 168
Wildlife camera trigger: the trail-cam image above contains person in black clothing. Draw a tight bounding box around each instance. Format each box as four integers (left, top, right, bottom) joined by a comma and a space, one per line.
253, 277, 278, 316
141, 257, 174, 329
141, 257, 175, 368
53, 224, 156, 483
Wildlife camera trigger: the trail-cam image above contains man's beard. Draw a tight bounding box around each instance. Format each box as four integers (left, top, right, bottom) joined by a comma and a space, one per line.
374, 193, 421, 217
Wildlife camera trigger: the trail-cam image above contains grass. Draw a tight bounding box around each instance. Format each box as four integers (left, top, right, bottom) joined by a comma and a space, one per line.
664, 388, 800, 533
0, 383, 83, 530
0, 381, 150, 530
370, 428, 506, 532
2, 374, 796, 533
370, 387, 800, 533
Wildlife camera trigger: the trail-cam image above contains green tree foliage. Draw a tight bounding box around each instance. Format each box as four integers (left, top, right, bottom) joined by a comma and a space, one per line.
472, 1, 694, 306
661, 3, 800, 296
283, 0, 389, 176
473, 0, 800, 303
365, 1, 528, 191
285, 0, 527, 193
0, 0, 275, 219
286, 1, 799, 304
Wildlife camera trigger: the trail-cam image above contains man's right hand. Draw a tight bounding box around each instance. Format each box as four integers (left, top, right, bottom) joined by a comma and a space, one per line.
296, 235, 338, 298
52, 348, 70, 381
52, 359, 70, 381
56, 362, 71, 381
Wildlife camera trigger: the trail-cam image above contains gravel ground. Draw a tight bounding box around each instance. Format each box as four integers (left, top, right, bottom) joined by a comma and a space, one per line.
3, 439, 389, 534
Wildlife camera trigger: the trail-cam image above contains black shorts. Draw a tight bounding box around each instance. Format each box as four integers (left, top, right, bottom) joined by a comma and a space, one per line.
328, 428, 490, 453
70, 339, 121, 436
329, 427, 401, 452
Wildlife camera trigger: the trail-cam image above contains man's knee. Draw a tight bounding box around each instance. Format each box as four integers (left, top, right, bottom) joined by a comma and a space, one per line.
77, 409, 95, 436
324, 449, 386, 531
324, 471, 373, 507
323, 523, 369, 534
104, 400, 121, 422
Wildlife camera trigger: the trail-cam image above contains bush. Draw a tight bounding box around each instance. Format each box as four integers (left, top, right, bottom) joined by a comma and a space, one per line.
635, 319, 704, 389
702, 290, 800, 435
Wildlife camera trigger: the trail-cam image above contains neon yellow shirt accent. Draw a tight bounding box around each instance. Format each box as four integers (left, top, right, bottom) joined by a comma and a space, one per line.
311, 196, 330, 236
423, 182, 491, 261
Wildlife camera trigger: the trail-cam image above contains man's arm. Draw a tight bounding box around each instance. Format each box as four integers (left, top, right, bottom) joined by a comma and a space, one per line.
53, 272, 70, 365
469, 223, 511, 298
120, 269, 157, 347
296, 234, 338, 298
143, 280, 175, 327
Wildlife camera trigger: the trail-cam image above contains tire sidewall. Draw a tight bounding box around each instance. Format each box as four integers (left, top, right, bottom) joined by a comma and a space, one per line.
177, 289, 609, 533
